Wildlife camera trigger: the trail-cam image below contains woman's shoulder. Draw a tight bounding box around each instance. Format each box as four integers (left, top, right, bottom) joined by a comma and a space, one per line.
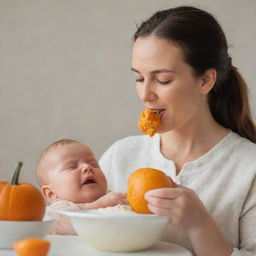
231, 131, 256, 153
229, 131, 256, 166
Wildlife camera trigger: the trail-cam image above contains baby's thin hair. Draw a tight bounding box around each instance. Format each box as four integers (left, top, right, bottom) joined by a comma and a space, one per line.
36, 138, 79, 186
46, 138, 78, 149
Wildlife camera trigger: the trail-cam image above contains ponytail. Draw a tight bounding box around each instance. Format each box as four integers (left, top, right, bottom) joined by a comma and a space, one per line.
208, 66, 256, 143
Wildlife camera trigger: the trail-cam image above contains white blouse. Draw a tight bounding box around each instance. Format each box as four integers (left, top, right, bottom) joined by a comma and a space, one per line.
99, 131, 256, 255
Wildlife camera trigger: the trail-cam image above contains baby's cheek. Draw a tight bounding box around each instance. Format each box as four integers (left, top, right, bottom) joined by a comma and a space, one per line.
99, 171, 107, 183
97, 172, 108, 194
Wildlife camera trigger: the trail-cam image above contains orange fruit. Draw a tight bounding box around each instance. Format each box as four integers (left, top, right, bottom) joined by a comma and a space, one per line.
127, 168, 174, 213
13, 238, 50, 256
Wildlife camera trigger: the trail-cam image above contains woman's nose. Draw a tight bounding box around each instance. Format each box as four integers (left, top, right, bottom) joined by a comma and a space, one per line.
138, 81, 157, 102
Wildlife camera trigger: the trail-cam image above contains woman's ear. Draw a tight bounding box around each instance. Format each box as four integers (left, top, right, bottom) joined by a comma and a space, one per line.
41, 185, 59, 202
200, 68, 217, 94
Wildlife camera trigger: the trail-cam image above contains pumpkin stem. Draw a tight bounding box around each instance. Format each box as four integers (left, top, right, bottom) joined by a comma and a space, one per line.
11, 161, 23, 185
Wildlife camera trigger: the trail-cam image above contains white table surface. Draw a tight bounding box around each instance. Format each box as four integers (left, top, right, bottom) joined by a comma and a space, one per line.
0, 235, 193, 256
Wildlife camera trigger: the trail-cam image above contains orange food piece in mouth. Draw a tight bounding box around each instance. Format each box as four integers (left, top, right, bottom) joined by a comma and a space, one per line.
138, 109, 161, 136
127, 168, 174, 214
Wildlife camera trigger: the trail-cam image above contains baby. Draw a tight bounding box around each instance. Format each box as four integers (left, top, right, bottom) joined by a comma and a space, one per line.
36, 139, 127, 235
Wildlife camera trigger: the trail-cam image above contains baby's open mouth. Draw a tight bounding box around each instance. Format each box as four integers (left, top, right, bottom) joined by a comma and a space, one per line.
84, 179, 96, 184
82, 176, 97, 185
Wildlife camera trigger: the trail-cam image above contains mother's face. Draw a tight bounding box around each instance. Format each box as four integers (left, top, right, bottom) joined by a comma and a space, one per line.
131, 36, 210, 133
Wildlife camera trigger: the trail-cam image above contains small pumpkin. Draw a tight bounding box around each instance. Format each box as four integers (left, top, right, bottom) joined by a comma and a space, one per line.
0, 161, 45, 221
13, 237, 50, 256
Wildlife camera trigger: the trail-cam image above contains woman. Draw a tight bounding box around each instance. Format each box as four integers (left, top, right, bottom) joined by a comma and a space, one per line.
99, 6, 256, 256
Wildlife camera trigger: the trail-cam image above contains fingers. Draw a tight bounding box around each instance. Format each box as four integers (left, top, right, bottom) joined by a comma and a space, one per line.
146, 196, 173, 209
144, 188, 178, 217
145, 184, 193, 199
147, 204, 173, 216
145, 187, 182, 199
120, 193, 128, 204
119, 198, 128, 205
144, 186, 194, 216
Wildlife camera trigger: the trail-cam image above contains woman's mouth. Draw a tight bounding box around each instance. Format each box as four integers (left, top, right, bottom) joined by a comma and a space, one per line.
151, 109, 165, 117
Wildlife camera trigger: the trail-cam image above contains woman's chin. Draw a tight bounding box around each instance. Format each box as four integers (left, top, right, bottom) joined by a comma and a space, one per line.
157, 126, 171, 134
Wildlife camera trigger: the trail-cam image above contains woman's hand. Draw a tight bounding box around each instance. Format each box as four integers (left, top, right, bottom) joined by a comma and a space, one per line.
144, 183, 210, 232
145, 183, 233, 256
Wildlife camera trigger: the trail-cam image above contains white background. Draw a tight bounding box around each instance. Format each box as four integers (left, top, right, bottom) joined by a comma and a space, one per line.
0, 0, 255, 186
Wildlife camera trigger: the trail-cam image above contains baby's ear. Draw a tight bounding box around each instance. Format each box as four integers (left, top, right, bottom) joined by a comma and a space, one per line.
41, 185, 58, 202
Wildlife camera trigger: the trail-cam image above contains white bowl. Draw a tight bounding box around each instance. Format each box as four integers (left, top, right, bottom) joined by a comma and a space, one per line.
0, 219, 54, 249
60, 208, 169, 252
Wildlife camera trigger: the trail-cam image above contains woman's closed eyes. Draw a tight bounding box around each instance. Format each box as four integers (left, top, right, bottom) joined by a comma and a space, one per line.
135, 77, 172, 85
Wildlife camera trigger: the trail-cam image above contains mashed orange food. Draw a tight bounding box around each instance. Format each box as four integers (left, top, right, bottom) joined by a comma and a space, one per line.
138, 109, 160, 136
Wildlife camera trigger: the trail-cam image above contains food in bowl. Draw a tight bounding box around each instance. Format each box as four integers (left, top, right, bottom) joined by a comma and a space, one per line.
138, 109, 161, 136
60, 205, 169, 252
87, 204, 138, 215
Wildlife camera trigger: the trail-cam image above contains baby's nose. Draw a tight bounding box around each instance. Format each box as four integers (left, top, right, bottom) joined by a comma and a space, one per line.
81, 164, 94, 173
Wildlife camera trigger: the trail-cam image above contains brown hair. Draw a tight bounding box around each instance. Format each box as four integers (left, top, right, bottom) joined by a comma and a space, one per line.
134, 6, 256, 143
36, 139, 79, 186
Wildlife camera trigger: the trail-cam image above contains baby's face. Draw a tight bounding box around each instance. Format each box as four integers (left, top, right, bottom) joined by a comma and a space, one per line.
45, 142, 107, 203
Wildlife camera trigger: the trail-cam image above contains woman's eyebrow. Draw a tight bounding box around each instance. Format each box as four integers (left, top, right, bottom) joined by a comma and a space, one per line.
151, 69, 176, 74
131, 67, 140, 73
131, 67, 175, 74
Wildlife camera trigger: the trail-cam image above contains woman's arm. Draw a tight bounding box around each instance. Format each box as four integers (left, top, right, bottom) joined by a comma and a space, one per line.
229, 179, 256, 255
145, 186, 234, 256
187, 215, 233, 256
